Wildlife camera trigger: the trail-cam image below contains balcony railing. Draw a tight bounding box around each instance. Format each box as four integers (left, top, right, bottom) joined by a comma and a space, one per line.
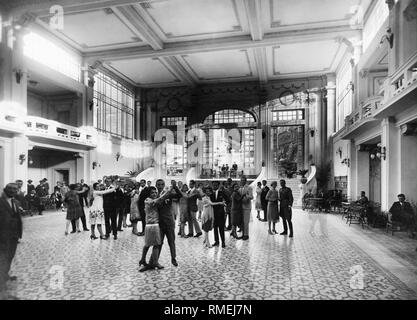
380, 52, 417, 108
342, 96, 381, 137
25, 116, 97, 147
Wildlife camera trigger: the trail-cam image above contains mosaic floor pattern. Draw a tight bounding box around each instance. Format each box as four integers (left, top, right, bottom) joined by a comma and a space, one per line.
6, 209, 417, 300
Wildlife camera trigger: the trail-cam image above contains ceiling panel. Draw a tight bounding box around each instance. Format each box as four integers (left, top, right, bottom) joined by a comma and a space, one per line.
142, 0, 243, 38
272, 40, 340, 75
182, 50, 253, 81
54, 9, 143, 48
107, 58, 180, 85
269, 0, 367, 28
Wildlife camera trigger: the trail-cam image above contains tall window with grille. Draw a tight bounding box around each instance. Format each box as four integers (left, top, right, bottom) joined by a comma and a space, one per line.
242, 129, 255, 168
93, 72, 135, 139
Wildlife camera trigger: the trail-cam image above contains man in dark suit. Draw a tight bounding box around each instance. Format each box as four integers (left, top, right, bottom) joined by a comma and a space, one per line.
389, 194, 414, 226
103, 178, 118, 239
145, 179, 181, 271
187, 180, 202, 237
279, 179, 294, 238
114, 181, 125, 232
211, 181, 228, 248
71, 183, 89, 232
260, 180, 269, 222
0, 183, 23, 300
138, 179, 150, 236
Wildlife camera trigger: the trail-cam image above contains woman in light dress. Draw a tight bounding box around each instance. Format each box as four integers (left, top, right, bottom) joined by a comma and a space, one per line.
196, 183, 204, 221
266, 181, 280, 235
139, 187, 165, 271
255, 181, 263, 219
129, 183, 141, 236
89, 182, 115, 240
201, 186, 224, 248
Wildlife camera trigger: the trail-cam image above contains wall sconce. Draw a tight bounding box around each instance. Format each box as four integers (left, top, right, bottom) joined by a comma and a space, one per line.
19, 153, 26, 165
115, 152, 121, 161
380, 27, 394, 49
310, 129, 315, 137
92, 161, 101, 170
28, 156, 34, 166
370, 143, 386, 160
341, 158, 350, 167
89, 100, 94, 111
14, 69, 24, 84
336, 147, 343, 159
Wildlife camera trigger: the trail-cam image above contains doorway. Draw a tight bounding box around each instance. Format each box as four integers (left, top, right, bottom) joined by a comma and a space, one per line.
55, 169, 69, 186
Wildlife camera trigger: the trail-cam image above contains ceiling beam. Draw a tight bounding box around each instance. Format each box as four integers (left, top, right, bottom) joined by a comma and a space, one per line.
253, 47, 268, 83
159, 57, 196, 86
243, 0, 263, 41
84, 26, 361, 62
3, 0, 148, 16
111, 5, 163, 51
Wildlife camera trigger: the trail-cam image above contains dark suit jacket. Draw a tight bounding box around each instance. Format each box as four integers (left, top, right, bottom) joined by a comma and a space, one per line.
389, 201, 414, 222
157, 187, 182, 229
138, 187, 152, 213
279, 187, 293, 217
187, 188, 202, 212
210, 190, 228, 219
260, 186, 270, 207
0, 193, 23, 247
103, 187, 116, 209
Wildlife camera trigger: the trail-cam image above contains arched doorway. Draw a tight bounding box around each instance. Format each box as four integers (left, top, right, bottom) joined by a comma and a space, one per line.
197, 109, 260, 179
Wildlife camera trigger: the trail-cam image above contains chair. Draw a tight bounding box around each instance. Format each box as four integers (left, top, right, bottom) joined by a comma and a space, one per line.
385, 212, 404, 235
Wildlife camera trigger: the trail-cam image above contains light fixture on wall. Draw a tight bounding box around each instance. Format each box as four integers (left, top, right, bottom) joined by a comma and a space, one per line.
115, 152, 121, 162
89, 100, 94, 111
92, 161, 101, 170
18, 153, 26, 165
380, 27, 394, 49
336, 147, 343, 159
370, 143, 386, 160
341, 158, 350, 167
13, 69, 24, 84
28, 156, 34, 166
310, 129, 315, 138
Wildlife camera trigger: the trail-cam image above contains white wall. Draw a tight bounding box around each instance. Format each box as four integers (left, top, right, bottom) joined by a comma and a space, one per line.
91, 133, 153, 181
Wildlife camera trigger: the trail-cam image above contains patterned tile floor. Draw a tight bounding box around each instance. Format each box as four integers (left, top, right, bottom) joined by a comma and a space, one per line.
6, 209, 417, 300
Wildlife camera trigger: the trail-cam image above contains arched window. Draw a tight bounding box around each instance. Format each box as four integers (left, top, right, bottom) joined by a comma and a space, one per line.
203, 109, 256, 125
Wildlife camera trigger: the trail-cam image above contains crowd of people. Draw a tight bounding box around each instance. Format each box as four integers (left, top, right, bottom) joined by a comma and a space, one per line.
2, 174, 417, 299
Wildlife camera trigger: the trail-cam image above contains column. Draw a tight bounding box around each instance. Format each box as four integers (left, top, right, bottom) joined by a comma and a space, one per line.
0, 16, 29, 189
326, 74, 336, 140
311, 88, 323, 167
356, 145, 370, 199
381, 117, 400, 210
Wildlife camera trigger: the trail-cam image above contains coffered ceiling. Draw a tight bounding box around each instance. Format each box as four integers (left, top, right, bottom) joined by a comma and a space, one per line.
3, 0, 374, 88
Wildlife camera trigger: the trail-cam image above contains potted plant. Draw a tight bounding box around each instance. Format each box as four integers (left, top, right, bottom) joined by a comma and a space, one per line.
297, 169, 309, 184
